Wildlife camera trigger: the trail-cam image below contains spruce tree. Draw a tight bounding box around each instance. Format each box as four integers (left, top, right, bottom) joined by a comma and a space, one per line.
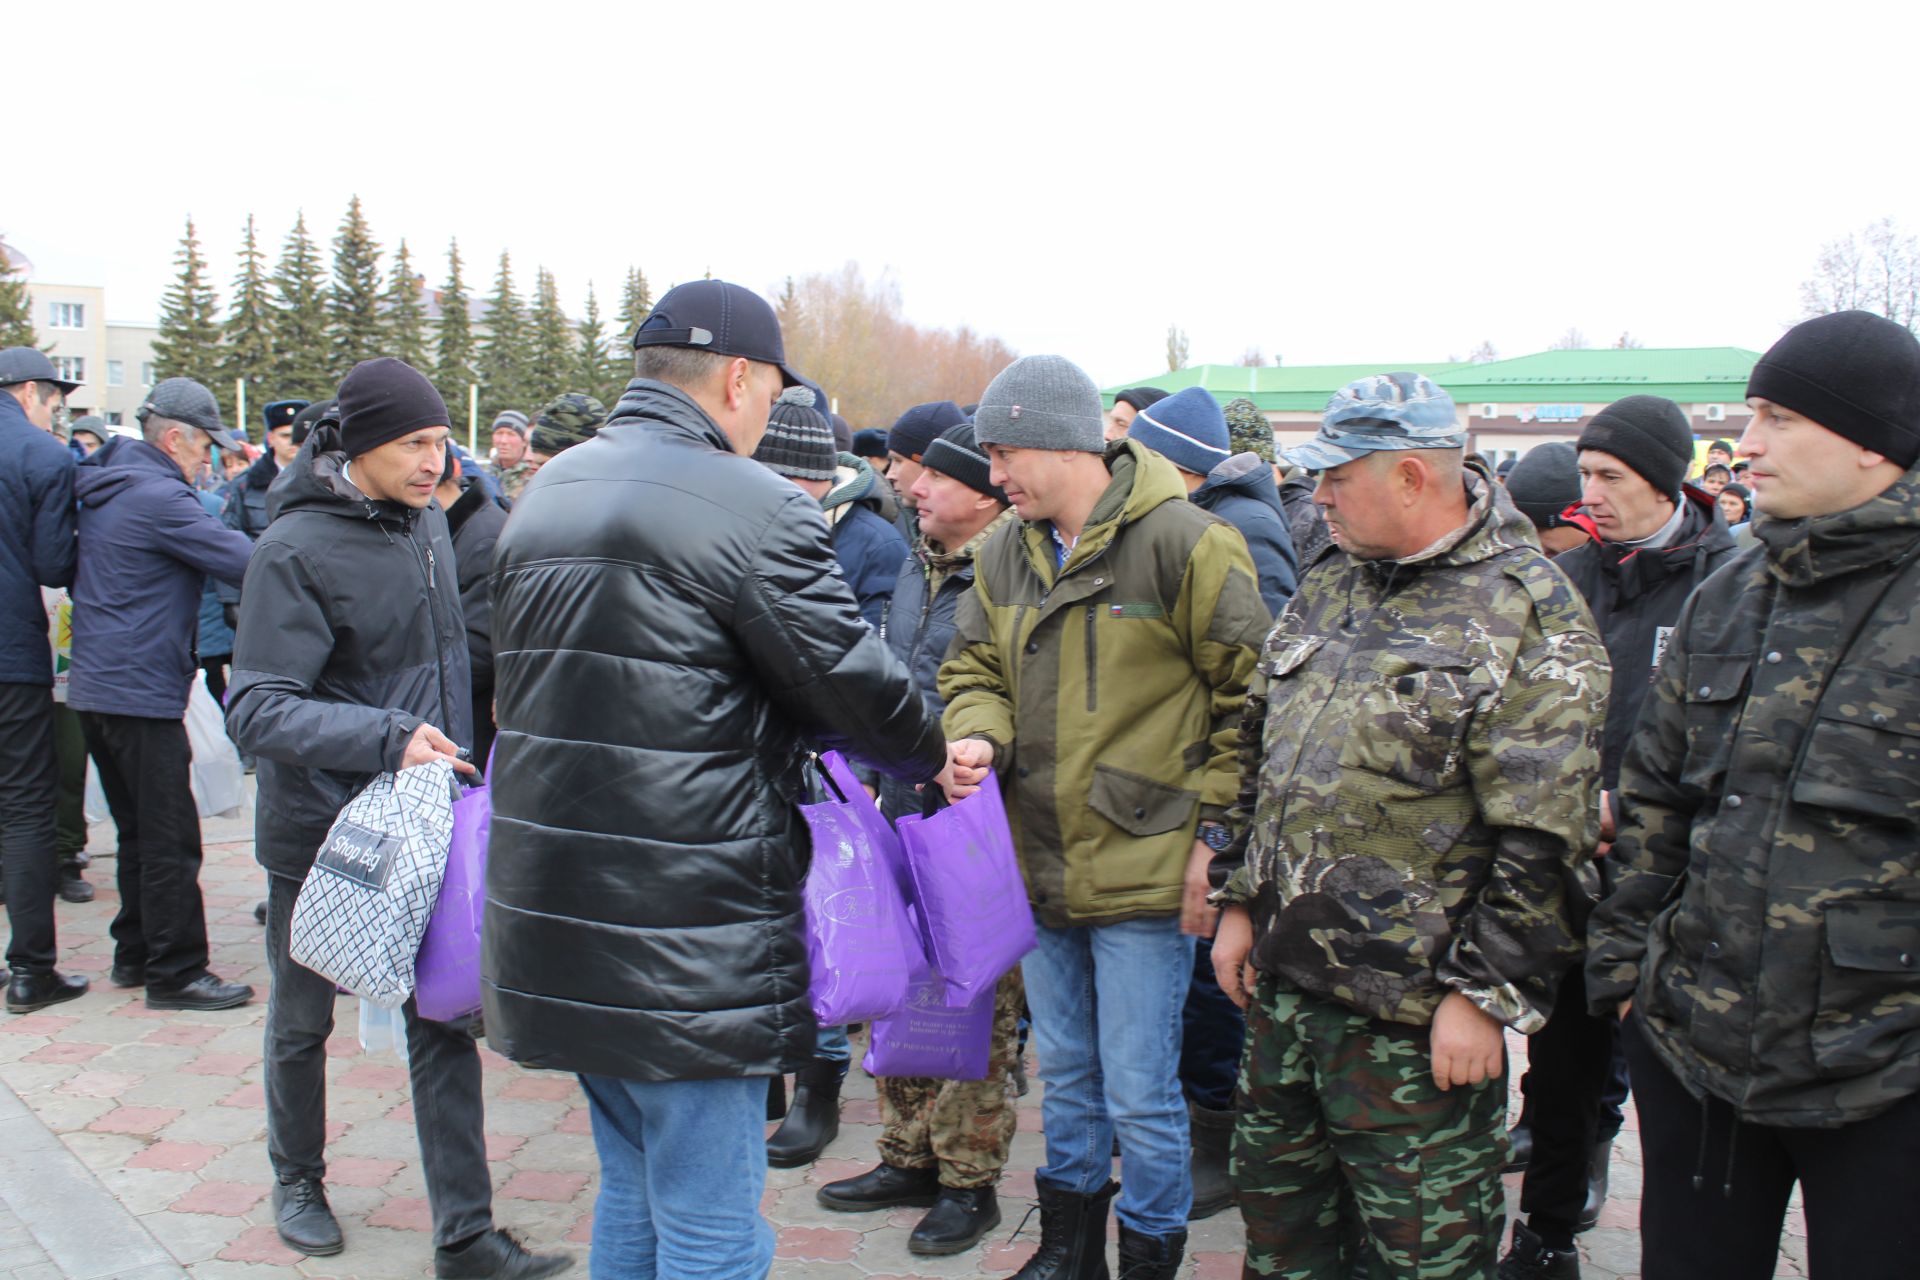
0, 275, 34, 349
383, 238, 430, 373
269, 212, 332, 401
615, 266, 652, 344
527, 268, 575, 404
433, 238, 478, 421
220, 215, 277, 440
330, 195, 384, 372
151, 217, 225, 410
477, 251, 530, 416
575, 283, 621, 407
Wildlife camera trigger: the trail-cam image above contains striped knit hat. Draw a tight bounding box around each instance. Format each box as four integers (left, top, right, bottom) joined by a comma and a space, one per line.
753, 387, 838, 481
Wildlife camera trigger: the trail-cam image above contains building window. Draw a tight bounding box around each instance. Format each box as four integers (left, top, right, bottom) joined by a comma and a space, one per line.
106, 412, 123, 426
140, 362, 156, 386
49, 302, 85, 329
107, 360, 125, 387
52, 356, 85, 383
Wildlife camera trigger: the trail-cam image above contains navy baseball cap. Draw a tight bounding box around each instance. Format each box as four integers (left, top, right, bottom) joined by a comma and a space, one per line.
0, 346, 80, 393
631, 279, 800, 387
137, 377, 248, 451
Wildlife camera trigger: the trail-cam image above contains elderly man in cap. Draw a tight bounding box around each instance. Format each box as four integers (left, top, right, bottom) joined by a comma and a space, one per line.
487, 409, 533, 502
1209, 373, 1609, 1280
0, 348, 91, 1012
68, 377, 258, 1011
485, 280, 956, 1279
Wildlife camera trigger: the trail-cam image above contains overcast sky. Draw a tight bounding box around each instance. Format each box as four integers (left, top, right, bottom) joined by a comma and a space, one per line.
14, 2, 1917, 391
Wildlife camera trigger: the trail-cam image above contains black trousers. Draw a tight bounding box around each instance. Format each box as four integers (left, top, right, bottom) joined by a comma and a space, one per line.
0, 682, 59, 972
1517, 965, 1620, 1243
1627, 1014, 1920, 1280
78, 711, 210, 990
263, 873, 494, 1247
51, 703, 89, 864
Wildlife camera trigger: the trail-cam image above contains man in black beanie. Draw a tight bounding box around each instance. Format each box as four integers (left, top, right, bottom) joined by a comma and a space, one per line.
1499, 395, 1738, 1277
1503, 441, 1589, 556
1586, 311, 1920, 1280
1106, 386, 1170, 442
228, 357, 571, 1278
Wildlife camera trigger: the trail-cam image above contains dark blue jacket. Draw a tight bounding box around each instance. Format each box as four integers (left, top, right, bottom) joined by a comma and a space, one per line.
1192, 453, 1299, 615
196, 489, 237, 659
0, 393, 78, 685
822, 456, 908, 629
69, 437, 253, 719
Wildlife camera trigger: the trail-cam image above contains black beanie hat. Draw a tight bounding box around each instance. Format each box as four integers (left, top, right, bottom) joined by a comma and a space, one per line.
888, 401, 966, 459
337, 359, 448, 459
1576, 395, 1694, 499
920, 421, 1007, 503
290, 398, 338, 447
1114, 387, 1170, 414
1504, 441, 1583, 530
1746, 310, 1920, 467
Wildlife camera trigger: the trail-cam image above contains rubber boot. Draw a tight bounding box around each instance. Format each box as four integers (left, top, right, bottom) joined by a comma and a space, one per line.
1577, 1138, 1612, 1233
766, 1057, 842, 1167
1187, 1103, 1235, 1220
1116, 1224, 1186, 1280
1010, 1179, 1116, 1280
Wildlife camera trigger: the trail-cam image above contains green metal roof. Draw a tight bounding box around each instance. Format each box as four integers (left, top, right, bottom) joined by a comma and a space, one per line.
1106, 347, 1761, 413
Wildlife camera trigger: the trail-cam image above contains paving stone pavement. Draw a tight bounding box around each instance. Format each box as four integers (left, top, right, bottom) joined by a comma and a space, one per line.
0, 783, 1810, 1278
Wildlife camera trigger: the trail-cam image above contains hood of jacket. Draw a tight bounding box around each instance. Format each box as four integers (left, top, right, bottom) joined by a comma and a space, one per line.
242, 448, 279, 492
73, 436, 189, 508
1194, 452, 1286, 516
1354, 463, 1535, 588
267, 423, 417, 528
1755, 463, 1920, 588
1017, 438, 1189, 579
821, 452, 884, 519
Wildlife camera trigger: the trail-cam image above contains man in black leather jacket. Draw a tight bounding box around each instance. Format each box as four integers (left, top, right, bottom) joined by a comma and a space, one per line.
485, 281, 955, 1280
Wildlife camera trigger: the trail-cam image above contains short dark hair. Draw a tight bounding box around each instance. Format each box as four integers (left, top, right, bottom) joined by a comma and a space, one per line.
633, 345, 733, 391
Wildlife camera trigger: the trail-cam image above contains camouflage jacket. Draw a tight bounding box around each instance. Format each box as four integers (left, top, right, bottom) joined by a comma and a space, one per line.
1217, 470, 1609, 1032
1587, 466, 1920, 1127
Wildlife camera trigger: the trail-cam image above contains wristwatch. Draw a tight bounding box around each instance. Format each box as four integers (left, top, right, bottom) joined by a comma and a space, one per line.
1198, 821, 1234, 853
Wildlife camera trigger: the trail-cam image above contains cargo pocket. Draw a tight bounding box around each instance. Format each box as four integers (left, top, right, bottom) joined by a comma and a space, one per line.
1792, 666, 1920, 829
1810, 899, 1920, 1076
1085, 762, 1199, 893
1679, 654, 1750, 793
1335, 648, 1474, 794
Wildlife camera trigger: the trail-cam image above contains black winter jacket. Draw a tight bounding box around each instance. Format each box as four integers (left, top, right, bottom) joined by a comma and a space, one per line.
1554, 487, 1737, 789
482, 381, 945, 1084
444, 477, 507, 763
226, 426, 472, 879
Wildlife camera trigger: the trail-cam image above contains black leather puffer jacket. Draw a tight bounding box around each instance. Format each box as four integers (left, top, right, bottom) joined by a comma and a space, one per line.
482, 380, 945, 1083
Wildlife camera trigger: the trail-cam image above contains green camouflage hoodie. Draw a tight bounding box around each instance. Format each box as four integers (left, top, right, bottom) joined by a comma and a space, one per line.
1218, 468, 1609, 1032
1587, 465, 1920, 1126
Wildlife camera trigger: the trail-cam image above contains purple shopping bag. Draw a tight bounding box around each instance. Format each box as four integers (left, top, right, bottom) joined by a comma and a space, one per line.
413, 778, 490, 1022
896, 770, 1035, 1007
800, 755, 924, 1026
864, 962, 994, 1081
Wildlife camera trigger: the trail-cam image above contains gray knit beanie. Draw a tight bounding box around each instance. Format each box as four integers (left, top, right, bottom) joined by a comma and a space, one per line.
753, 387, 838, 481
973, 355, 1105, 454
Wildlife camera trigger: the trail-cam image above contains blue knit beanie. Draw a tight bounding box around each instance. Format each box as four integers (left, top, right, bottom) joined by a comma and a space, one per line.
1127, 386, 1231, 477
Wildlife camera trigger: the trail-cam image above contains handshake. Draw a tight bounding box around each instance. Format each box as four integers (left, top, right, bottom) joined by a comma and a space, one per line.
927, 739, 995, 803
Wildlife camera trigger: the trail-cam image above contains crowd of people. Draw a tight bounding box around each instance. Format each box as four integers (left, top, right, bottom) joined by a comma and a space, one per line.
0, 288, 1914, 1280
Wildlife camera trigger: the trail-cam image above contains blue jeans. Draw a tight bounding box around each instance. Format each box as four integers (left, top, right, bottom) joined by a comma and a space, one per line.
815, 1024, 850, 1067
578, 1074, 776, 1280
1022, 916, 1195, 1236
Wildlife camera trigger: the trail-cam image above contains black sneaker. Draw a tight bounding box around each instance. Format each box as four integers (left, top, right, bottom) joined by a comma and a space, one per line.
58, 876, 94, 904
274, 1178, 343, 1256
110, 964, 147, 989
434, 1228, 573, 1278
1498, 1222, 1580, 1279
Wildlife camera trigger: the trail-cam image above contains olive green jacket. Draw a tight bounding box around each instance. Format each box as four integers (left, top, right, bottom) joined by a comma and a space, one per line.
938, 441, 1269, 927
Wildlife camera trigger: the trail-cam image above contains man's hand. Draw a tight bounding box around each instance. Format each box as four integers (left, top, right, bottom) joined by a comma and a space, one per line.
939, 739, 994, 801
1430, 991, 1504, 1091
1599, 790, 1616, 843
1619, 998, 1633, 1023
402, 723, 478, 775
1181, 840, 1218, 938
1210, 905, 1256, 1010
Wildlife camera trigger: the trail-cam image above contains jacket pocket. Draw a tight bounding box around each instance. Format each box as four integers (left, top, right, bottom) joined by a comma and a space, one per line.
1085, 763, 1199, 894
1792, 666, 1920, 828
1810, 899, 1920, 1076
1680, 654, 1750, 793
1336, 647, 1475, 793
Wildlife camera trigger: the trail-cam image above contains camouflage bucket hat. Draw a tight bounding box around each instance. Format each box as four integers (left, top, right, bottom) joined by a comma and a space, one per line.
1285, 371, 1463, 472
529, 392, 608, 456
1222, 398, 1275, 463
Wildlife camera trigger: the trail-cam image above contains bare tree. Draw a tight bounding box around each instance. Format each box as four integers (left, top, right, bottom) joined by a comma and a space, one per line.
1236, 346, 1269, 368
1612, 332, 1644, 349
1548, 327, 1589, 351
1166, 323, 1190, 372
1800, 217, 1920, 332
1466, 339, 1498, 364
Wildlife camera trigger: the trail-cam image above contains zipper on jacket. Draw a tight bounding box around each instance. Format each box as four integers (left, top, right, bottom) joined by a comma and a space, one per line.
414, 520, 454, 747
1085, 605, 1098, 712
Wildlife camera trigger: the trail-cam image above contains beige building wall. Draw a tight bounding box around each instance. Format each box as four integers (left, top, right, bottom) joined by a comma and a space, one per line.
103, 323, 160, 426
27, 283, 108, 415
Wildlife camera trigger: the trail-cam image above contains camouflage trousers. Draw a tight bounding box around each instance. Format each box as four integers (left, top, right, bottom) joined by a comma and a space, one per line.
875, 967, 1025, 1188
1234, 975, 1507, 1279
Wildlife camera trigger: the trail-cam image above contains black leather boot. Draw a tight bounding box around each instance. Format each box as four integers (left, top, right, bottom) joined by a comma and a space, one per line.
817, 1162, 940, 1211
1577, 1138, 1612, 1232
273, 1177, 343, 1256
765, 1057, 843, 1167
910, 1184, 1001, 1255
6, 970, 88, 1014
1116, 1223, 1186, 1279
1011, 1178, 1117, 1280
1497, 1221, 1580, 1279
1187, 1103, 1235, 1220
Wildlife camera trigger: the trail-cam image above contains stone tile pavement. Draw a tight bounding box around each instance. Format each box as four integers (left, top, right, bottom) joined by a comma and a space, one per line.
0, 784, 1810, 1278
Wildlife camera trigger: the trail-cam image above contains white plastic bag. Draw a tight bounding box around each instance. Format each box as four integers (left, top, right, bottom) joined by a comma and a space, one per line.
185, 671, 244, 819
357, 998, 412, 1063
83, 758, 108, 825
